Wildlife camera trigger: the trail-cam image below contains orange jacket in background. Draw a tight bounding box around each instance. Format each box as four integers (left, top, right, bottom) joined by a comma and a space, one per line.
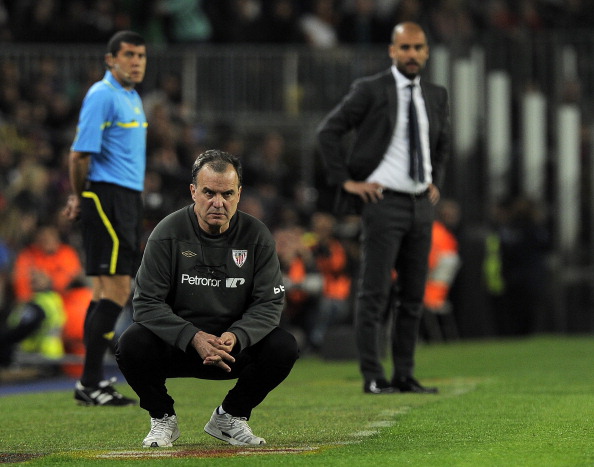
13, 243, 84, 302
424, 221, 460, 310
314, 239, 351, 300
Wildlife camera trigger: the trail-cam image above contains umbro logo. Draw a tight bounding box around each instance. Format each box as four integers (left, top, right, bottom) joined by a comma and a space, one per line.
182, 250, 197, 257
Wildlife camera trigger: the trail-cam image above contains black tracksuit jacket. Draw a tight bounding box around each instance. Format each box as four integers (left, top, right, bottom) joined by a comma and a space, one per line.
132, 205, 285, 353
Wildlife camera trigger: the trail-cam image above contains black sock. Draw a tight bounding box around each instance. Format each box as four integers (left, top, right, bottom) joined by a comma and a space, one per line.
83, 300, 97, 346
80, 299, 122, 387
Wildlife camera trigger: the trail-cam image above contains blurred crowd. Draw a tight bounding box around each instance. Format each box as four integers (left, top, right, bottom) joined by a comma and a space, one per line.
0, 43, 363, 364
0, 0, 569, 373
0, 0, 591, 47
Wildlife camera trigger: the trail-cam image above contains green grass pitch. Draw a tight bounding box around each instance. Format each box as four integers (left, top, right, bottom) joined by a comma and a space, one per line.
1, 335, 593, 466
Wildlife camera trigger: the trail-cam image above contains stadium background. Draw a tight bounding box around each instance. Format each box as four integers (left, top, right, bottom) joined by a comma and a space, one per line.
0, 0, 593, 342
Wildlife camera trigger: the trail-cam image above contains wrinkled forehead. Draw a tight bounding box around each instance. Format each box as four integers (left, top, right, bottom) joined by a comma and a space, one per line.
196, 165, 240, 191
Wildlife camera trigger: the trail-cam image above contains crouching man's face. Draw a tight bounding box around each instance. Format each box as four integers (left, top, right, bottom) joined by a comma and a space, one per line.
191, 163, 242, 235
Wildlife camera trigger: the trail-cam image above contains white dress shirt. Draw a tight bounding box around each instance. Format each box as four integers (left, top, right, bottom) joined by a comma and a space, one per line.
366, 66, 431, 193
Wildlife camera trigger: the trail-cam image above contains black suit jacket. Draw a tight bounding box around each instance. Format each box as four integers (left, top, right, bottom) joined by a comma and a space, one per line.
316, 68, 451, 214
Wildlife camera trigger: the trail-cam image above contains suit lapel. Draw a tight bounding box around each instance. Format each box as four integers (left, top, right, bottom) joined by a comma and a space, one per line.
385, 71, 397, 130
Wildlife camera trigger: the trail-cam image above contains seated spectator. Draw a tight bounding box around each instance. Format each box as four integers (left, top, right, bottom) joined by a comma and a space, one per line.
0, 223, 91, 371
305, 212, 352, 351
274, 226, 322, 349
424, 199, 461, 312
420, 199, 461, 342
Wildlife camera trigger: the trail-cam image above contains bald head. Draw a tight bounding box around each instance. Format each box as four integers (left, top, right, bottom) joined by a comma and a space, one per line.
391, 22, 426, 43
389, 22, 429, 79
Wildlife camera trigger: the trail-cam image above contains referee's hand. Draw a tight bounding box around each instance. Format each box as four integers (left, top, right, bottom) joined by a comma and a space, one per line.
62, 194, 81, 221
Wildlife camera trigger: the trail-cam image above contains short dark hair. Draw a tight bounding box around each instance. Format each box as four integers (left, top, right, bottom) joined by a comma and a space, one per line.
107, 30, 145, 57
191, 149, 243, 186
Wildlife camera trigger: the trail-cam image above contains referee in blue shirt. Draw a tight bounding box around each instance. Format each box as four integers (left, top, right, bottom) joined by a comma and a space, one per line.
65, 30, 147, 406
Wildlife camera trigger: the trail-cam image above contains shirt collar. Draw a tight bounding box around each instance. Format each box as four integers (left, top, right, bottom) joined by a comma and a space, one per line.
391, 65, 421, 90
102, 70, 126, 91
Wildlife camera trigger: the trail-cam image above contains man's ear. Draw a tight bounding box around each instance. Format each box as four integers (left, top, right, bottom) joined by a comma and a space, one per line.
388, 44, 396, 61
104, 53, 114, 69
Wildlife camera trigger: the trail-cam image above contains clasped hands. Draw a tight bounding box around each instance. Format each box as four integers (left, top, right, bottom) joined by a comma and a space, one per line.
192, 330, 237, 373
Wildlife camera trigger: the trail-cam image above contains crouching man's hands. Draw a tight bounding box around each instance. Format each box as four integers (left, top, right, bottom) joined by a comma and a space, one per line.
191, 330, 237, 372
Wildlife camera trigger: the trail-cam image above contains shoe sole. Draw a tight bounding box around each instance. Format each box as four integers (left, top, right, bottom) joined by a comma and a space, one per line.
204, 421, 265, 446
74, 391, 137, 406
74, 390, 95, 406
142, 429, 180, 448
74, 397, 137, 407
364, 388, 396, 394
396, 389, 439, 394
75, 399, 95, 406
363, 385, 396, 394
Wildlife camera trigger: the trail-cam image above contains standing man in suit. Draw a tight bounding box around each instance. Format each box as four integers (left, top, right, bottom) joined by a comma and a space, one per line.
316, 22, 451, 394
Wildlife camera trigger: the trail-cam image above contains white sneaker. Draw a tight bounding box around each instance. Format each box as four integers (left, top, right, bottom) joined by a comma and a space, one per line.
204, 409, 266, 446
142, 414, 180, 448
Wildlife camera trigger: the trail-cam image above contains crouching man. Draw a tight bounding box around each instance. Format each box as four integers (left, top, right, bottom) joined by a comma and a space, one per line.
116, 149, 299, 447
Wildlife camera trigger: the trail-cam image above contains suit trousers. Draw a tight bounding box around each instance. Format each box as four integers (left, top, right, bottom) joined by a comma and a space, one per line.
355, 191, 433, 382
116, 324, 299, 419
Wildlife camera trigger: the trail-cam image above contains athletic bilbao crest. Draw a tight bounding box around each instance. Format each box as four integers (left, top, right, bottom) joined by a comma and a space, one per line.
232, 249, 248, 268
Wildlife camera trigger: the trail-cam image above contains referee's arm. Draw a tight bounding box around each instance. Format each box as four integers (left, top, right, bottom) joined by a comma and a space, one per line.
68, 150, 91, 195
64, 150, 91, 221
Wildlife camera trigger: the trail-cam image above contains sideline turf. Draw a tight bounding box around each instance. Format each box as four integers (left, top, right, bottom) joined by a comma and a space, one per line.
1, 335, 593, 466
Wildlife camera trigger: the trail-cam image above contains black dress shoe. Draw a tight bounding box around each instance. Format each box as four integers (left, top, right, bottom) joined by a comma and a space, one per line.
364, 379, 395, 394
392, 377, 438, 394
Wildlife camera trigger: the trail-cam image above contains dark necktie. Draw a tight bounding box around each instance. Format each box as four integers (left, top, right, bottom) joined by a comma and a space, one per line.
408, 84, 425, 183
